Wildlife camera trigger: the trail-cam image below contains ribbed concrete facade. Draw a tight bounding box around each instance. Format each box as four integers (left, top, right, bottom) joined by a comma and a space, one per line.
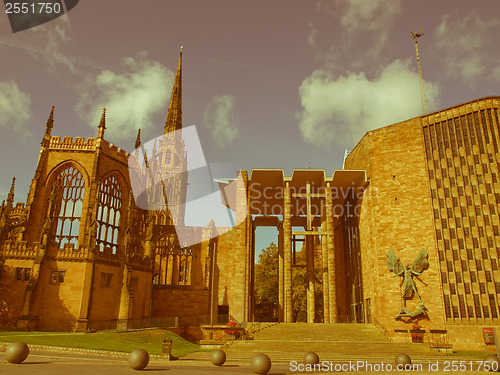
345, 96, 500, 350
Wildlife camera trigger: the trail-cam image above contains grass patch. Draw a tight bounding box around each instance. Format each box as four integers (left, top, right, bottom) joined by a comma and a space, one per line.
0, 329, 201, 357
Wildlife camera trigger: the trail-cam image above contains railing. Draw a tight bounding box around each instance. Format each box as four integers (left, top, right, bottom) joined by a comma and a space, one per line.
428, 329, 451, 353
86, 319, 117, 331
369, 314, 392, 342
86, 316, 179, 332
150, 316, 177, 328
86, 314, 238, 332
336, 315, 357, 323
198, 314, 230, 325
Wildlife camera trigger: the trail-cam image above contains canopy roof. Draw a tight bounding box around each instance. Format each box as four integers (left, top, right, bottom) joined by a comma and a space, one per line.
218, 169, 367, 217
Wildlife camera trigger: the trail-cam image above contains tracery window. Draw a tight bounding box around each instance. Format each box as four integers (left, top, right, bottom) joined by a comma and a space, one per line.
165, 149, 172, 165
178, 247, 192, 285
153, 243, 192, 286
97, 175, 122, 253
54, 166, 85, 247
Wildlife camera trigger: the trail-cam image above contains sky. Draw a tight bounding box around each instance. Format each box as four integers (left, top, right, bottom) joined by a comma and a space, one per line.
1, 0, 500, 253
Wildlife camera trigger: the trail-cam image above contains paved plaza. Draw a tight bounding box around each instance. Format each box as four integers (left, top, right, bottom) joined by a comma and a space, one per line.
0, 350, 272, 375
1, 348, 499, 375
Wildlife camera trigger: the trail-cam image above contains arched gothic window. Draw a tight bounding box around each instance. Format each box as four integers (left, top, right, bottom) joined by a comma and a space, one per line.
54, 166, 85, 247
97, 175, 122, 254
165, 150, 172, 165
178, 247, 192, 285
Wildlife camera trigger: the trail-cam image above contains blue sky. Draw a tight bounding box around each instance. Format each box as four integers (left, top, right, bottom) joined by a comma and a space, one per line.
1, 0, 499, 255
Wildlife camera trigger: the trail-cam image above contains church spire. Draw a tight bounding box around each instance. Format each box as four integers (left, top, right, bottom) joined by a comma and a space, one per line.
97, 108, 106, 139
41, 106, 55, 147
6, 177, 15, 208
45, 106, 54, 136
164, 47, 183, 134
135, 129, 141, 149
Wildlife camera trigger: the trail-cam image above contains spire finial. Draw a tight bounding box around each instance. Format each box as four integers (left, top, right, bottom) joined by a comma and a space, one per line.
180, 45, 183, 53
45, 105, 54, 135
99, 108, 106, 128
164, 49, 182, 134
97, 108, 106, 138
135, 129, 141, 149
7, 177, 15, 206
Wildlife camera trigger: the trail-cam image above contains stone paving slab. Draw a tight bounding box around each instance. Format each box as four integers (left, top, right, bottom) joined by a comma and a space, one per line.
1, 350, 498, 375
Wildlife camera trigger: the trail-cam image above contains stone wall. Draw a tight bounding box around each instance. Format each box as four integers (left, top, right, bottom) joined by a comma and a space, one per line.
345, 117, 446, 339
35, 259, 87, 331
151, 286, 209, 324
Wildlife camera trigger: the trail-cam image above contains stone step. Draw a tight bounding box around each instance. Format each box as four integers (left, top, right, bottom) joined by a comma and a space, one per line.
186, 322, 451, 364
252, 323, 389, 342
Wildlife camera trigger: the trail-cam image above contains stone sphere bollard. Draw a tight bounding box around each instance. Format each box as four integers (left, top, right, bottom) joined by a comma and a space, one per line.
210, 349, 226, 366
251, 353, 272, 375
5, 342, 29, 364
395, 353, 411, 368
128, 348, 149, 370
304, 351, 319, 366
484, 355, 500, 372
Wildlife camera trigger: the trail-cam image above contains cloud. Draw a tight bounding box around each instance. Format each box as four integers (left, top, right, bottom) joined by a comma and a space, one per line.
494, 66, 500, 82
0, 80, 33, 138
310, 0, 402, 68
435, 13, 500, 85
29, 14, 77, 74
203, 95, 239, 146
75, 51, 173, 140
1, 14, 76, 73
0, 14, 104, 76
335, 0, 403, 54
296, 59, 440, 149
307, 21, 318, 50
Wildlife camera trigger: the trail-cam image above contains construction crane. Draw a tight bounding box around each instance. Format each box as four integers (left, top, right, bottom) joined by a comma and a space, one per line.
410, 28, 428, 115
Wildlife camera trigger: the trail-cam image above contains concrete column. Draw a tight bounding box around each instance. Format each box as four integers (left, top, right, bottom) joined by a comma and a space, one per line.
326, 183, 337, 322
306, 233, 315, 323
305, 183, 315, 323
234, 170, 249, 323
203, 224, 218, 325
284, 182, 293, 322
209, 241, 218, 325
250, 222, 255, 321
321, 216, 330, 323
278, 222, 284, 322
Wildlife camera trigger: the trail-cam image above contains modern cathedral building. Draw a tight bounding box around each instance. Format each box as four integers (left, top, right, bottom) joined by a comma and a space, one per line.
0, 49, 499, 350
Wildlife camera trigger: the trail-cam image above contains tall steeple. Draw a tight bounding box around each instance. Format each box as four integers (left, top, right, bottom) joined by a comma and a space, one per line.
45, 106, 54, 136
164, 47, 183, 134
135, 129, 141, 149
97, 108, 106, 139
41, 106, 54, 147
6, 177, 15, 210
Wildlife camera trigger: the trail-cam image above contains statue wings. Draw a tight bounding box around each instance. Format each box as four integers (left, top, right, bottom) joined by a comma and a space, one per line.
412, 249, 429, 274
386, 249, 429, 275
386, 249, 404, 274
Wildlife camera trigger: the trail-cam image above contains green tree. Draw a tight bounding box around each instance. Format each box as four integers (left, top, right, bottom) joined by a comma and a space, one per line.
254, 242, 278, 304
292, 248, 323, 322
254, 242, 323, 322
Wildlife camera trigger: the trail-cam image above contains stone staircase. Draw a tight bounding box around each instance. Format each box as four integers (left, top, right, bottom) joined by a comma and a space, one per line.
186, 322, 451, 364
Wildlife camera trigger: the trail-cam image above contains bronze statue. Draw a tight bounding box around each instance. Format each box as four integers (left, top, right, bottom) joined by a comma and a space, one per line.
395, 302, 428, 319
386, 249, 429, 319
